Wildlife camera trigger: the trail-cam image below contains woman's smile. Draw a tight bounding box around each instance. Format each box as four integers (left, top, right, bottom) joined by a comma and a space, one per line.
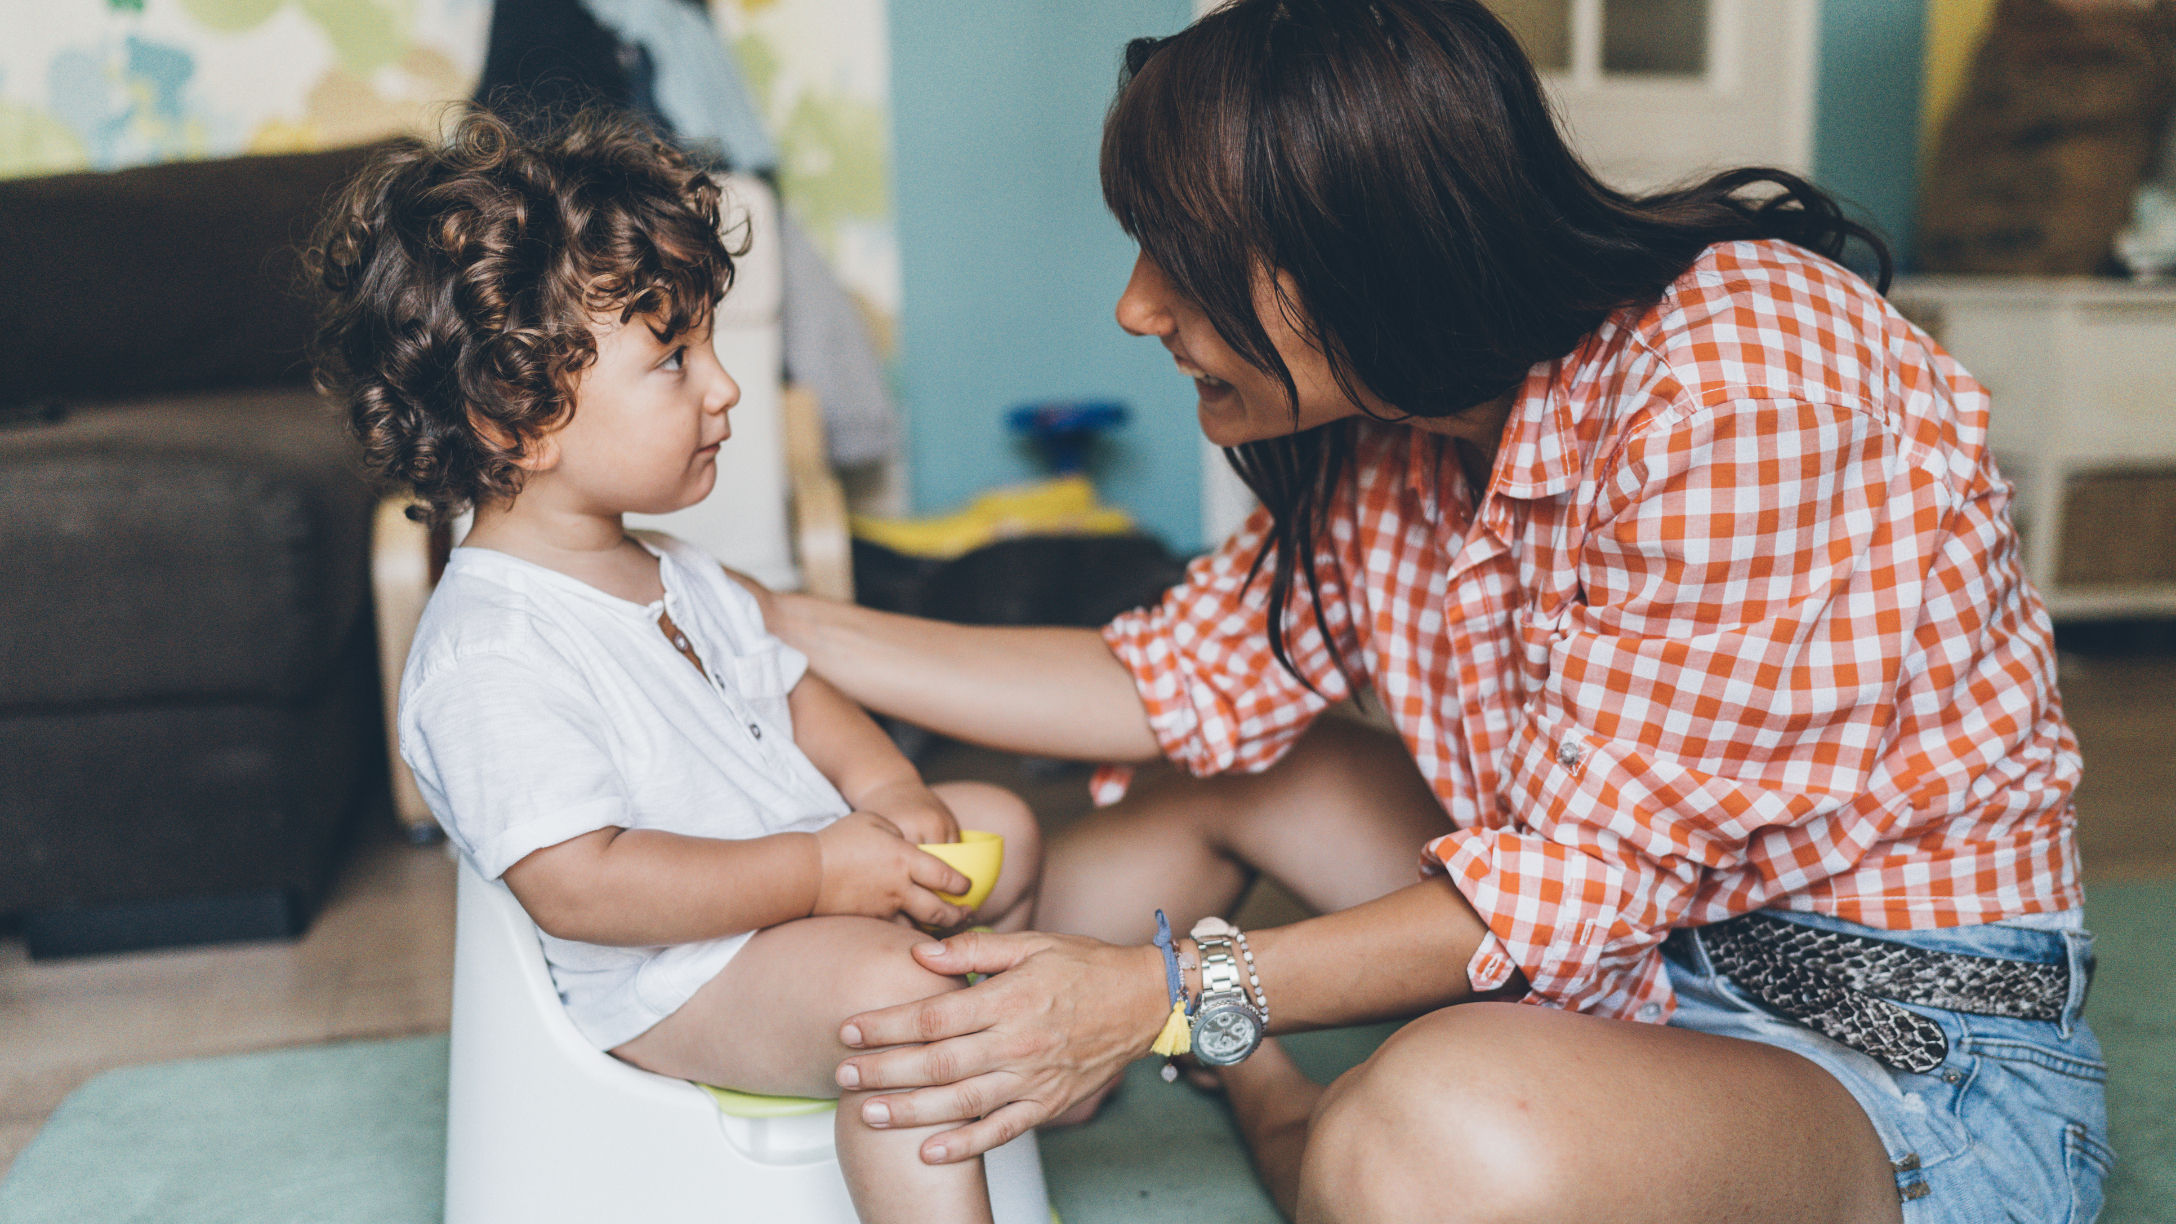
1169, 348, 1237, 415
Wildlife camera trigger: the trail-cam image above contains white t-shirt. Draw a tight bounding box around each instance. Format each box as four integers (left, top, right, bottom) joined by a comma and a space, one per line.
398, 533, 851, 1049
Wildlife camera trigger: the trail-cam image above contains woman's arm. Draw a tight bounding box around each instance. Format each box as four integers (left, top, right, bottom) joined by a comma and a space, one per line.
825, 875, 1516, 1164
760, 589, 1163, 763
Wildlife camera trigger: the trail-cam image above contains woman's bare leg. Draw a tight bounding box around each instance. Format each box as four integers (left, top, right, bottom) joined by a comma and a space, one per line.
1291, 1003, 1904, 1224
613, 916, 995, 1224
1032, 716, 1451, 1127
1035, 716, 1451, 944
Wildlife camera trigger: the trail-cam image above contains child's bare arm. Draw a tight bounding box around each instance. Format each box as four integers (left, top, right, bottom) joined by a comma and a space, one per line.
502, 816, 972, 946
789, 671, 960, 845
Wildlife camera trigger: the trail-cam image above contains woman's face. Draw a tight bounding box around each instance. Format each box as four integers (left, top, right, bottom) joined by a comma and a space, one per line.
1115, 252, 1378, 447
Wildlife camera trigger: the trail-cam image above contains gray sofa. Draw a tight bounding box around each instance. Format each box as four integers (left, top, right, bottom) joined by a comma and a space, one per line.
0, 144, 390, 957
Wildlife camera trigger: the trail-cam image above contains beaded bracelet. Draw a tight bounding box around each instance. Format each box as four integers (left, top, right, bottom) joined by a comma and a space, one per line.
1231, 926, 1269, 1028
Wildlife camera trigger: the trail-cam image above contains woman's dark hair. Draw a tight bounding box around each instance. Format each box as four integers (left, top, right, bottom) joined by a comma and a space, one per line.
311, 105, 739, 526
1102, 0, 1891, 686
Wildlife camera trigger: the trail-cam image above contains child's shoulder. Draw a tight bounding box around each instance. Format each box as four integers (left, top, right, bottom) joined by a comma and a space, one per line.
402, 549, 586, 696
630, 531, 772, 633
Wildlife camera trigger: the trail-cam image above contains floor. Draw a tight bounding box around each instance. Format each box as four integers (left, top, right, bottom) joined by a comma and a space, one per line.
2, 650, 2169, 1181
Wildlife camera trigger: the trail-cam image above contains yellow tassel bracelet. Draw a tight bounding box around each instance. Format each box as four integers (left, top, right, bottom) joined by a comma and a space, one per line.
1150, 909, 1193, 1078
1151, 997, 1192, 1058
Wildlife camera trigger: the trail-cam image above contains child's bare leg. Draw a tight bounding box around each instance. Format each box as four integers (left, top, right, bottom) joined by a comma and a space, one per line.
613, 916, 994, 1224
928, 780, 1041, 934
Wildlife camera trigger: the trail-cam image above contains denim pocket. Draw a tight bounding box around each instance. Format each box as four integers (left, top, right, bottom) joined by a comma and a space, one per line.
2063, 1122, 2114, 1224
1971, 1037, 2107, 1082
1951, 1016, 2112, 1224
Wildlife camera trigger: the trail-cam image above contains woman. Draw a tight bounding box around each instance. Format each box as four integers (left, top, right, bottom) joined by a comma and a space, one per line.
743, 2, 2108, 1221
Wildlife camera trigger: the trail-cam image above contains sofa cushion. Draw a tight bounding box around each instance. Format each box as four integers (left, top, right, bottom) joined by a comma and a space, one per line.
0, 142, 389, 405
0, 387, 377, 709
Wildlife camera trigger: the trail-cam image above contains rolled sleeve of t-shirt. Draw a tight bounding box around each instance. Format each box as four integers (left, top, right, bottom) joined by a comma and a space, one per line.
401, 651, 637, 879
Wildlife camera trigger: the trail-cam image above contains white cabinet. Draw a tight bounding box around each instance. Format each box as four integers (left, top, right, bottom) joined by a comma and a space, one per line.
1890, 277, 2176, 619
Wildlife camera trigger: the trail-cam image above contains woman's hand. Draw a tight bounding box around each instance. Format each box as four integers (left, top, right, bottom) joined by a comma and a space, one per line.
811, 811, 972, 929
833, 930, 1170, 1164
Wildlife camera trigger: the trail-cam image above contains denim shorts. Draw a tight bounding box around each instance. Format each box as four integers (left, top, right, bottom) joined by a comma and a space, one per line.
1664, 908, 2112, 1224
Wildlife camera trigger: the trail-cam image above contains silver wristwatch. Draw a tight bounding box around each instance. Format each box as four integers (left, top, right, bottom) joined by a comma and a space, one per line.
1188, 918, 1265, 1066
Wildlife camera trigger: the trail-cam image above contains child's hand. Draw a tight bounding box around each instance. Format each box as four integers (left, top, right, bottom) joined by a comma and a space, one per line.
811, 811, 973, 928
859, 780, 961, 847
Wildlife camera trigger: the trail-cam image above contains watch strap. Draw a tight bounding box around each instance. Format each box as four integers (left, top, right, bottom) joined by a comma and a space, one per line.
1196, 934, 1245, 996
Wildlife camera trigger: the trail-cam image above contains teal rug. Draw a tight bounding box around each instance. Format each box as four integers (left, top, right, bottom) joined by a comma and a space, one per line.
5, 881, 2169, 1224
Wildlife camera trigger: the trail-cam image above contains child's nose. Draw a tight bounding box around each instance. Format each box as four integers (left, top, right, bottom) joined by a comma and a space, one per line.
704, 351, 740, 415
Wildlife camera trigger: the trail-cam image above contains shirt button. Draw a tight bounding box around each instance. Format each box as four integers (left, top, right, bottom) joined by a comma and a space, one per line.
1557, 741, 1583, 767
1637, 1003, 1661, 1022
749, 723, 762, 739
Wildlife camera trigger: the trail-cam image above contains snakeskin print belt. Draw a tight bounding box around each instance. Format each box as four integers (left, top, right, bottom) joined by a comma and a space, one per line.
1663, 912, 2080, 1074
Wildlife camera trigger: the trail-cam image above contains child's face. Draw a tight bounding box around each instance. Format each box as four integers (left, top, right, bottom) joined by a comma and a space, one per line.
534, 312, 740, 516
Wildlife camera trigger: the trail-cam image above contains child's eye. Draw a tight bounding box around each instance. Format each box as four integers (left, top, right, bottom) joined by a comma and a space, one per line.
660, 347, 686, 372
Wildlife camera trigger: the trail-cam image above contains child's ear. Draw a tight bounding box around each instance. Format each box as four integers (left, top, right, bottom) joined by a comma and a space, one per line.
473, 413, 560, 473
514, 433, 562, 474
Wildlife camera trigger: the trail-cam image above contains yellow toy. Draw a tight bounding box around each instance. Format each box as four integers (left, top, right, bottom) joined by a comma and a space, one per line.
918, 829, 1005, 912
852, 475, 1133, 560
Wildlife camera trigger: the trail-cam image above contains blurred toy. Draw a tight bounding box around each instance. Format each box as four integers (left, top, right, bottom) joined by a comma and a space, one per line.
849, 400, 1136, 559
1005, 400, 1129, 474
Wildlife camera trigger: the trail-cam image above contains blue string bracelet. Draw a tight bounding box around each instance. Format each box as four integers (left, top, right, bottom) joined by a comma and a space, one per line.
1149, 909, 1192, 1080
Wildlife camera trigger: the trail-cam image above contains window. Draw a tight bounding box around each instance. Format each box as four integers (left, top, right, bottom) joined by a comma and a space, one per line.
1486, 0, 1711, 80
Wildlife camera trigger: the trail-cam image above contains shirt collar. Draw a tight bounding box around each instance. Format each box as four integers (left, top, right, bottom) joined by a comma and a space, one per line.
1488, 353, 1588, 502
1402, 349, 1590, 508
447, 541, 676, 619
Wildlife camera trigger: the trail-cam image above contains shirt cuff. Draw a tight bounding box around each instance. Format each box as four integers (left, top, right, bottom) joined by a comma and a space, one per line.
1089, 763, 1135, 808
1466, 933, 1521, 994
1421, 829, 1677, 1022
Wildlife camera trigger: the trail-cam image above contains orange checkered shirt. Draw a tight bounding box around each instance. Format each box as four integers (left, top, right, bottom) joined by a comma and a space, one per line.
1100, 239, 2083, 1022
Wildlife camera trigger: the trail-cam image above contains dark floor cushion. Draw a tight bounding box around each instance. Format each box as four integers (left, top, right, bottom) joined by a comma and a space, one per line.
0, 387, 378, 709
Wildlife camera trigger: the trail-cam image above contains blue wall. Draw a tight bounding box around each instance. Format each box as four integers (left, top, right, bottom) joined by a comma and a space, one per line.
1812, 0, 1928, 273
890, 0, 1202, 551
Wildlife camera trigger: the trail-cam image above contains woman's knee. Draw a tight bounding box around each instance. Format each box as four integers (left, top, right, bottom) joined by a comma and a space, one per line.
931, 781, 1040, 857
1299, 1007, 1566, 1223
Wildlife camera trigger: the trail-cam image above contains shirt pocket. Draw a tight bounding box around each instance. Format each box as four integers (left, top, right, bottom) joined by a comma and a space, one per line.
729, 647, 796, 736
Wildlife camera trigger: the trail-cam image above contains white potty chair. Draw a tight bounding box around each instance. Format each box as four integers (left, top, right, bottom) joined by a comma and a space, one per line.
445, 854, 1056, 1223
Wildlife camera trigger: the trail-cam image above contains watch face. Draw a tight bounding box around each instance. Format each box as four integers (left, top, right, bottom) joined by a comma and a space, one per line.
1193, 1001, 1263, 1066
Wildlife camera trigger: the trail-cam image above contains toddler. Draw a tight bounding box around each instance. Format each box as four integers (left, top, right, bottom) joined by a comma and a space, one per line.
312, 107, 1041, 1224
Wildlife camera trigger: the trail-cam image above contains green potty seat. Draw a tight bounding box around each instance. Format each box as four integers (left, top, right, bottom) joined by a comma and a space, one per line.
698, 1084, 1065, 1224
696, 1084, 836, 1118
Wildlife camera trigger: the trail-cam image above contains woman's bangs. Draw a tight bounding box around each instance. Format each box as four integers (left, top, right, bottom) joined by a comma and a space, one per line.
1101, 36, 1248, 287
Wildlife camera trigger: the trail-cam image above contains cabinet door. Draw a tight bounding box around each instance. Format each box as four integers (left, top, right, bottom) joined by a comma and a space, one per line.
1492, 0, 1819, 191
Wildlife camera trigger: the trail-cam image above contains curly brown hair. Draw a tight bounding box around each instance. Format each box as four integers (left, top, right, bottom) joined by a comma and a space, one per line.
310, 106, 740, 526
